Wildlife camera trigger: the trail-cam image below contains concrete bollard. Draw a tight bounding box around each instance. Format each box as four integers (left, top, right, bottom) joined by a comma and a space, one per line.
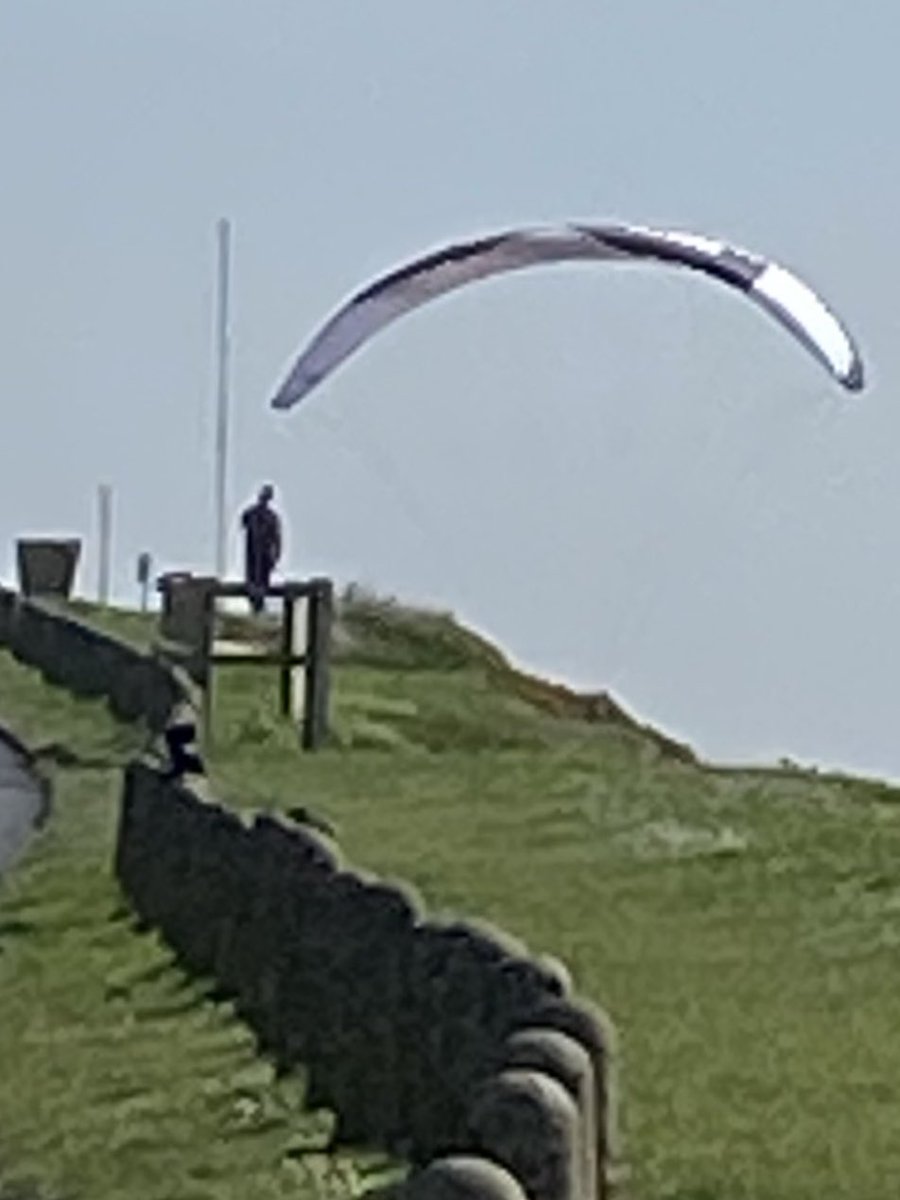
236, 813, 341, 1044
399, 1156, 529, 1200
394, 918, 525, 1162
514, 997, 618, 1199
107, 653, 151, 723
69, 624, 119, 698
110, 760, 619, 1198
467, 1069, 582, 1200
503, 1029, 597, 1200
12, 603, 50, 668
0, 587, 16, 644
323, 876, 423, 1150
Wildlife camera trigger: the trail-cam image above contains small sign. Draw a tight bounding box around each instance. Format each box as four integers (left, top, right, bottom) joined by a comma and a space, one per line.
136, 552, 152, 585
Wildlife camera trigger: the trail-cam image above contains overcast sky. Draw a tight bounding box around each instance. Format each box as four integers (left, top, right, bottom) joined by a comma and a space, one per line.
2, 2, 898, 780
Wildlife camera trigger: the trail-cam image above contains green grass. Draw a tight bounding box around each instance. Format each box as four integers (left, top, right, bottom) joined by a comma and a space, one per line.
5, 593, 900, 1198
0, 650, 390, 1200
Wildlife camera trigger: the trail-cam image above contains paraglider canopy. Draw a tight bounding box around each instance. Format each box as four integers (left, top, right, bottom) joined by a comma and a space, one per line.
269, 221, 865, 411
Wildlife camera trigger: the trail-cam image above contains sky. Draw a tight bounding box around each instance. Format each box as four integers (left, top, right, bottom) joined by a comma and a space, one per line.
2, 2, 898, 780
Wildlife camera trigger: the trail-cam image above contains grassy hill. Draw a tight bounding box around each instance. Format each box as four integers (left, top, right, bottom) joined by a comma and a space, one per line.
3, 589, 900, 1200
0, 643, 380, 1200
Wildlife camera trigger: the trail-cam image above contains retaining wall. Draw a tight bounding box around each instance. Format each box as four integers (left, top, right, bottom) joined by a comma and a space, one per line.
116, 762, 616, 1199
0, 586, 195, 734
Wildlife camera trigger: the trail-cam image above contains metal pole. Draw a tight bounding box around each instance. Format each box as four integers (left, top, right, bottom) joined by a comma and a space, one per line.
213, 217, 232, 582
97, 483, 112, 606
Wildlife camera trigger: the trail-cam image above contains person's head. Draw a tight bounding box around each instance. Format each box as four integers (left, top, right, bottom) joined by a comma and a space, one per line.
258, 483, 274, 506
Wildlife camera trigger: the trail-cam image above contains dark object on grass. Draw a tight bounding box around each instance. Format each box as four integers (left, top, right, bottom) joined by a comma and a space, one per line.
162, 721, 205, 780
285, 804, 337, 840
30, 741, 119, 771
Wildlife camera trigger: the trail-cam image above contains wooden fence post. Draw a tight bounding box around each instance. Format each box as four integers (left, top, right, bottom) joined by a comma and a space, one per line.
302, 578, 333, 750
279, 593, 295, 718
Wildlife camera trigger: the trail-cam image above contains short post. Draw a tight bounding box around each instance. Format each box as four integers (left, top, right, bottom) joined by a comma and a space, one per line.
302, 578, 333, 750
97, 484, 113, 607
137, 552, 152, 613
156, 572, 216, 740
279, 593, 295, 718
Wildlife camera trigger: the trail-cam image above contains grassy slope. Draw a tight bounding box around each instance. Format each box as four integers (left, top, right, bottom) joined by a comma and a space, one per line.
0, 650, 382, 1200
5, 593, 900, 1199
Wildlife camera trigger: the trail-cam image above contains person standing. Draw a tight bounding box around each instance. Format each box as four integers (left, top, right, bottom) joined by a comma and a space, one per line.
241, 484, 282, 613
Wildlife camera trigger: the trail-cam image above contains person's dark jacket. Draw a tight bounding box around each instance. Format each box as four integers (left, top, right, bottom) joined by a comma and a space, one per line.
242, 502, 282, 586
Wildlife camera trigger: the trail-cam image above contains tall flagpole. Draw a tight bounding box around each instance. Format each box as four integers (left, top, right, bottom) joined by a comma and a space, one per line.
214, 217, 232, 581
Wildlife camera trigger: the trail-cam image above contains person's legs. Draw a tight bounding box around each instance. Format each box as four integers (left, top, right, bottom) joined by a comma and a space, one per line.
247, 564, 271, 615
246, 547, 267, 614
255, 565, 273, 613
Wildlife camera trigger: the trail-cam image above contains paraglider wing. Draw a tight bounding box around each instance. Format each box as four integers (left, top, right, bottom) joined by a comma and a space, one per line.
269, 228, 605, 409
269, 223, 864, 410
747, 261, 864, 392
578, 224, 865, 392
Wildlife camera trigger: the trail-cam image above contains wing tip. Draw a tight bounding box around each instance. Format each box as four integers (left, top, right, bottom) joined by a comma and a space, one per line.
271, 368, 325, 411
841, 355, 865, 393
270, 380, 312, 411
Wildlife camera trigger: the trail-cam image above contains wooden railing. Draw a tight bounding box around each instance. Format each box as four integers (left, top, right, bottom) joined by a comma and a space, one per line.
155, 574, 334, 750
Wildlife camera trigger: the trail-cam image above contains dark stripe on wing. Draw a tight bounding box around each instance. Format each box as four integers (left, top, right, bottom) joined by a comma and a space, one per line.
354, 233, 513, 303
578, 226, 765, 291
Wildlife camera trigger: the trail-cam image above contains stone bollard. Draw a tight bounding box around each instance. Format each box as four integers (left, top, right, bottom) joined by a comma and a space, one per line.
2, 595, 25, 660
143, 660, 189, 733
141, 784, 207, 939
391, 917, 572, 1165
211, 823, 264, 996
515, 998, 618, 1199
40, 616, 84, 691
122, 654, 154, 725
32, 614, 70, 687
325, 877, 423, 1151
467, 1069, 582, 1200
166, 800, 246, 975
398, 1156, 529, 1200
294, 868, 384, 1110
503, 1029, 597, 1200
12, 603, 50, 668
115, 760, 161, 902
0, 587, 16, 644
394, 917, 529, 1163
107, 652, 151, 723
68, 624, 116, 697
115, 761, 188, 925
237, 814, 340, 1045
